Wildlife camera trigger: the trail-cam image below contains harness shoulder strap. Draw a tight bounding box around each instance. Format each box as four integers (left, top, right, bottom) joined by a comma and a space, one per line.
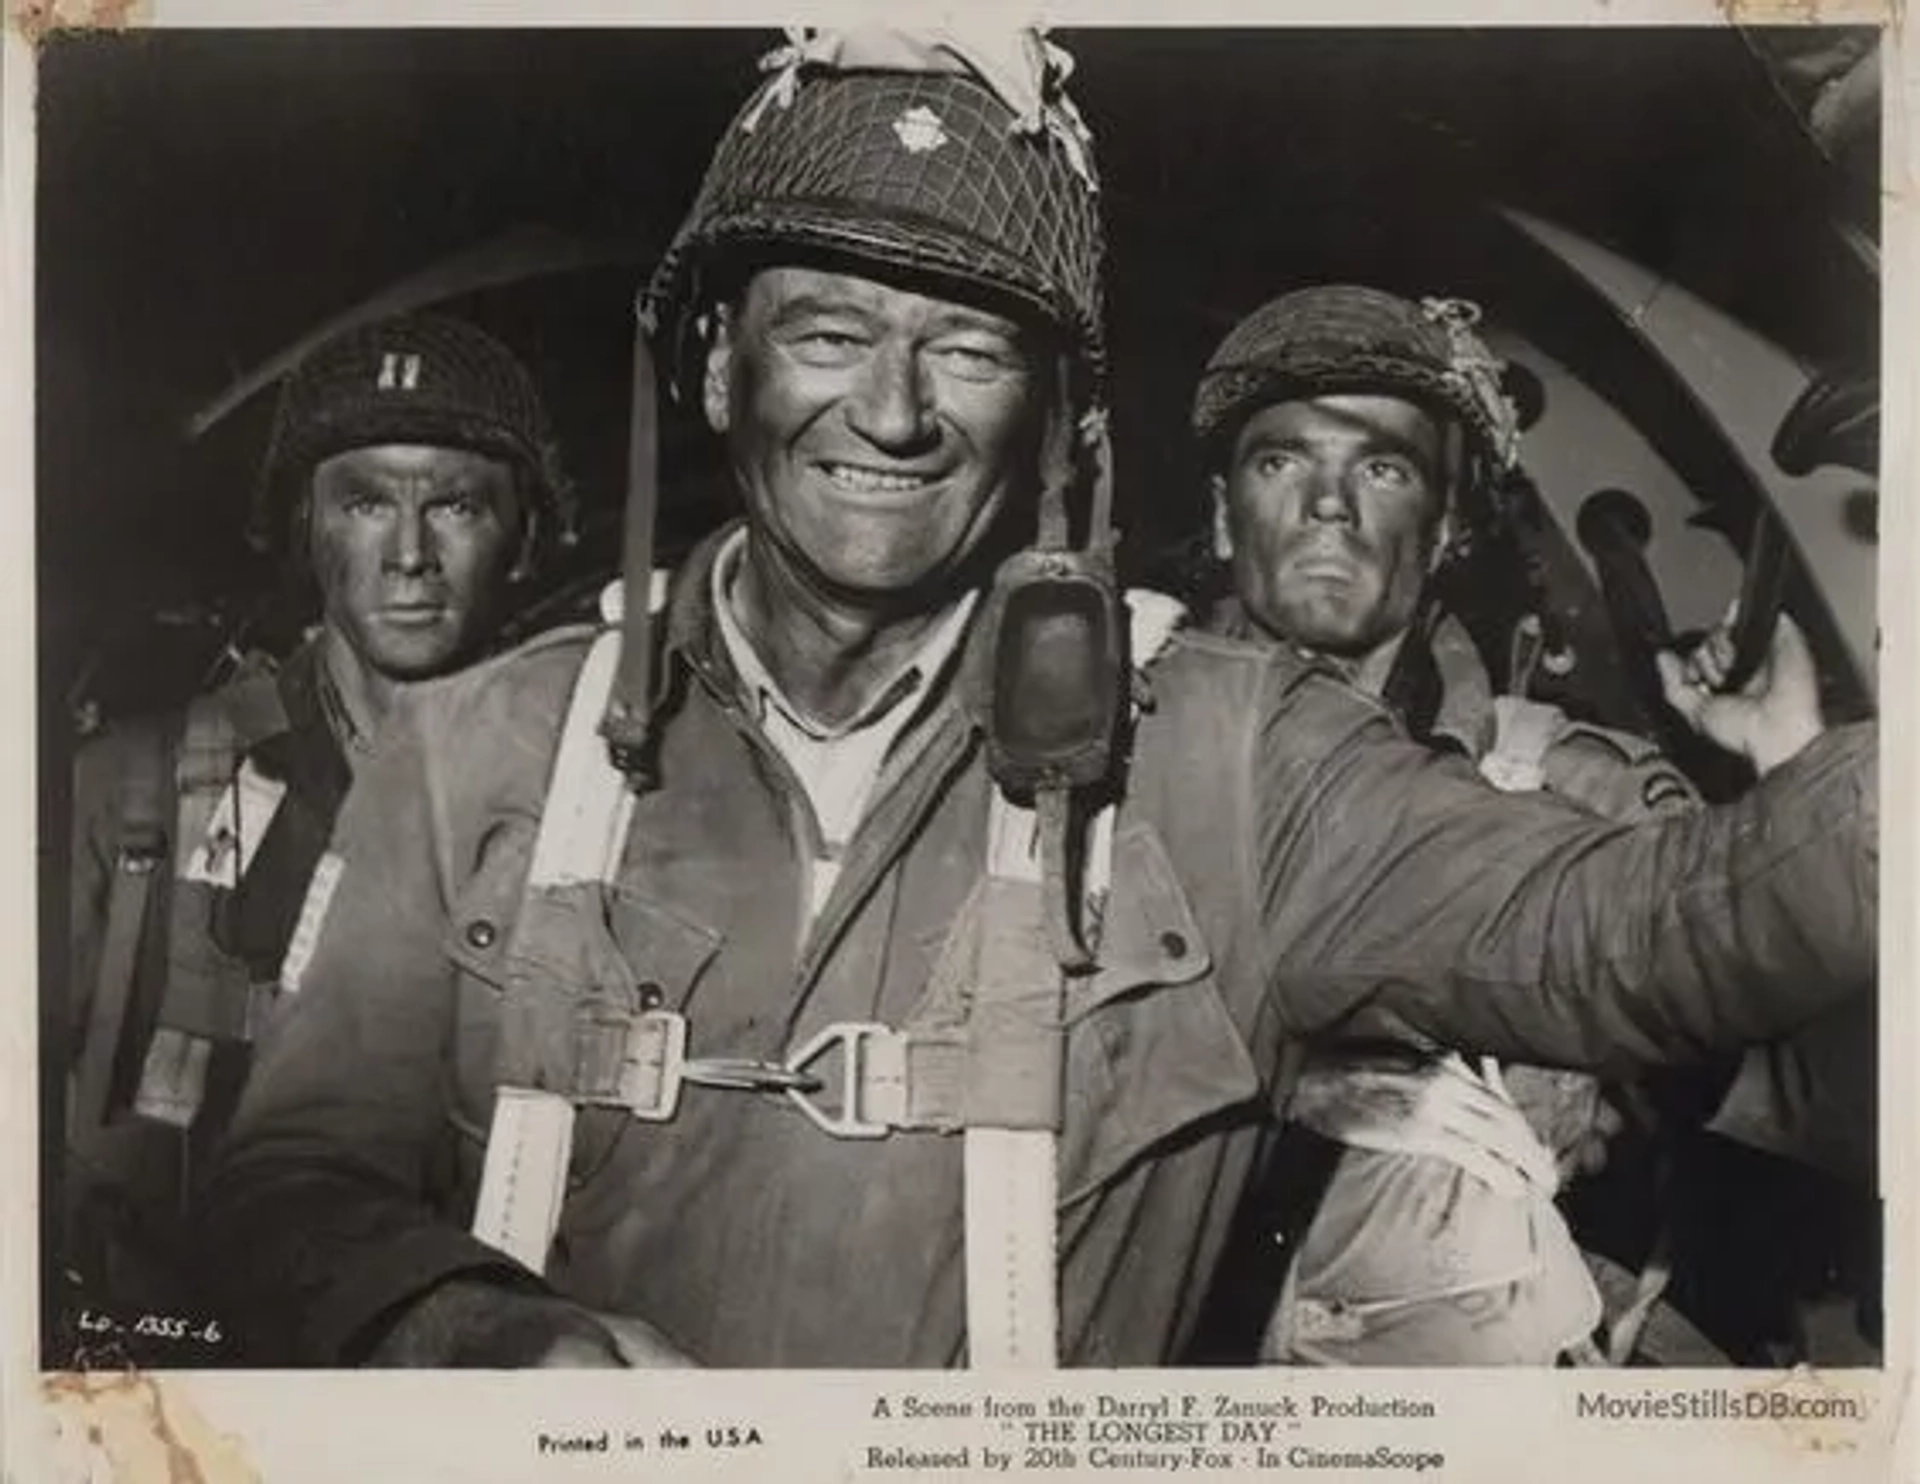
135, 690, 263, 1126
965, 588, 1182, 1370
526, 630, 635, 890
72, 716, 174, 1133
473, 586, 659, 1273
204, 662, 291, 756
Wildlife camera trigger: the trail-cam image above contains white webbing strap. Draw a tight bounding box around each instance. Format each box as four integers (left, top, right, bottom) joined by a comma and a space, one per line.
525, 632, 637, 890
965, 795, 1115, 1370
471, 626, 633, 1272
471, 1088, 578, 1272
964, 590, 1174, 1370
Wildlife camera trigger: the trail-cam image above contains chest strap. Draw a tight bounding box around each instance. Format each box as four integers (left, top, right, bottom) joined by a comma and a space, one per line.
470, 588, 1185, 1369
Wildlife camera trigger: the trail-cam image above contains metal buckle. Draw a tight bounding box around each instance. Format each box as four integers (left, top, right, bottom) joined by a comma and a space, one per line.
682, 1058, 821, 1094
590, 1010, 822, 1121
242, 981, 280, 1043
116, 842, 165, 875
610, 1009, 688, 1121
579, 1009, 886, 1127
783, 1022, 907, 1139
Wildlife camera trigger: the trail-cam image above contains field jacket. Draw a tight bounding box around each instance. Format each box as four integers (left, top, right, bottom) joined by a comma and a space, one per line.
199, 530, 1876, 1367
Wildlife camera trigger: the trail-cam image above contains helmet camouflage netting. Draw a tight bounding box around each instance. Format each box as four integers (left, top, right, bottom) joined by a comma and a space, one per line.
642, 28, 1107, 398
1192, 284, 1522, 484
253, 312, 572, 556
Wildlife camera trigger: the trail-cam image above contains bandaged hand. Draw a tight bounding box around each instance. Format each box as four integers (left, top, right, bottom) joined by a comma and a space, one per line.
1288, 1054, 1560, 1196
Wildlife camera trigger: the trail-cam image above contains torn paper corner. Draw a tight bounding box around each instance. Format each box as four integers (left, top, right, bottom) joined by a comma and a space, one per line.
11, 0, 152, 47
40, 1371, 260, 1484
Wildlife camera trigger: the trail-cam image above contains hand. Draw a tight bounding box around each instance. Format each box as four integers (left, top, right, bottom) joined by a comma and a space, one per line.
1501, 1065, 1625, 1181
1290, 1054, 1559, 1195
370, 1280, 695, 1368
533, 1324, 627, 1368
1656, 611, 1823, 774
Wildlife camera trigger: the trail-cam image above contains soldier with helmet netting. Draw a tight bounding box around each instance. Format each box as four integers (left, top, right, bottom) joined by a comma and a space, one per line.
59, 312, 564, 1362
1187, 283, 1770, 1366
195, 27, 1872, 1370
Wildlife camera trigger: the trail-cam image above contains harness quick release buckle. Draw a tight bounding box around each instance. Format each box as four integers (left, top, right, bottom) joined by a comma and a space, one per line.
784, 1021, 908, 1139
583, 1008, 826, 1122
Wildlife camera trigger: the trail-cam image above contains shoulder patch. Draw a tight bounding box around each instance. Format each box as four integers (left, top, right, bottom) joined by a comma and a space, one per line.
1639, 768, 1697, 813
1541, 724, 1699, 821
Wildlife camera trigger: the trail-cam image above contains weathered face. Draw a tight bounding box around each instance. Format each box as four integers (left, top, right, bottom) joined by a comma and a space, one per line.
703, 266, 1042, 604
306, 443, 525, 679
1214, 394, 1451, 658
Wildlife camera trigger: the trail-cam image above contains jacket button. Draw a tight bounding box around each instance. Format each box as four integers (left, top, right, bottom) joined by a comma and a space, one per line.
465, 920, 498, 950
1159, 929, 1188, 959
636, 981, 665, 1010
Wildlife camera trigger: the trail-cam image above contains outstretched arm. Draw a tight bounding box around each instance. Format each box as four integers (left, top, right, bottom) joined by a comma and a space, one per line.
1255, 642, 1873, 1072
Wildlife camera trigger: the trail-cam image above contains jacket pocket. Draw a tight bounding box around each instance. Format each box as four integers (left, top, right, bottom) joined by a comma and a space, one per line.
439, 836, 724, 1166
441, 829, 532, 1143
1057, 825, 1259, 1206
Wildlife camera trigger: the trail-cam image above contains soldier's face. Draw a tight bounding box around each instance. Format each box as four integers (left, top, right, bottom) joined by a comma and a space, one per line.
1214, 395, 1450, 659
705, 267, 1041, 603
306, 443, 525, 679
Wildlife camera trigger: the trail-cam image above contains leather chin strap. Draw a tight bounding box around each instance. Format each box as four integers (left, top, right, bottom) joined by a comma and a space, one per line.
599, 304, 663, 788
1034, 361, 1087, 972
1034, 360, 1075, 551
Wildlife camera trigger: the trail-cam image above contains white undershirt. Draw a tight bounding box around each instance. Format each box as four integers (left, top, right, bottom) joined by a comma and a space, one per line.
710, 530, 977, 922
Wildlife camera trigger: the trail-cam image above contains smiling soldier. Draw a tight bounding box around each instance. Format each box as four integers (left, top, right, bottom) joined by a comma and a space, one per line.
198, 29, 1874, 1370
63, 313, 565, 1342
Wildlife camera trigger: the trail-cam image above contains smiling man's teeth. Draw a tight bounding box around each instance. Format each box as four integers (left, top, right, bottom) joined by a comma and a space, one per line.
824, 463, 931, 492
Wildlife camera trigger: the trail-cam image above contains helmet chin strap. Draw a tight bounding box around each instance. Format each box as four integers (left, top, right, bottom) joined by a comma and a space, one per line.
1380, 420, 1465, 736
600, 303, 663, 788
1034, 358, 1075, 552
1034, 360, 1087, 970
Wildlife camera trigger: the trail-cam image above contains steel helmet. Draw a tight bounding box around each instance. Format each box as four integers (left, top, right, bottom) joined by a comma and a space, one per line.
253, 312, 574, 561
1192, 284, 1521, 500
641, 27, 1107, 402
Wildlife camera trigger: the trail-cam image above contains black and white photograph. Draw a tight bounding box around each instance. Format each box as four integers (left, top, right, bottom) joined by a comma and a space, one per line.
12, 7, 1899, 1479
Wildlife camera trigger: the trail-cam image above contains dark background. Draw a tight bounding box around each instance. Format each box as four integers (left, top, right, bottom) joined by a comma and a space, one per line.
38, 26, 1878, 716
